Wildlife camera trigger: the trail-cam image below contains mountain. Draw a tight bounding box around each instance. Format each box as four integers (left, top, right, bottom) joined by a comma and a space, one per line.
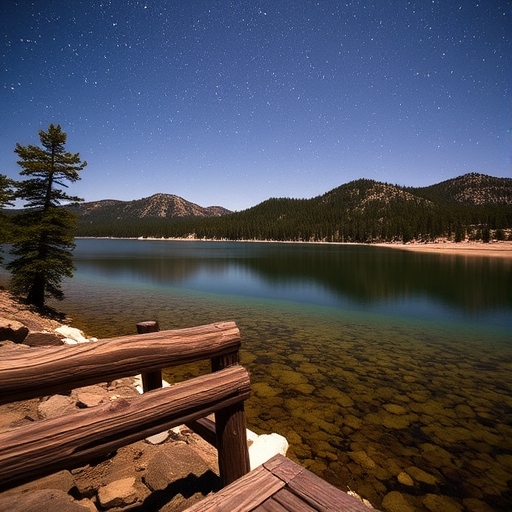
72, 173, 511, 242
409, 173, 512, 205
71, 193, 231, 223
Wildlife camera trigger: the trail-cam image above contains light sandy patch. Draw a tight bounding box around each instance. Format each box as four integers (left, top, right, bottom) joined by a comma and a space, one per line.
374, 241, 512, 259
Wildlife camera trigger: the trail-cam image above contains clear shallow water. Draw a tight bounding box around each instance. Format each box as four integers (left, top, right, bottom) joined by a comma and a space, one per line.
5, 238, 511, 510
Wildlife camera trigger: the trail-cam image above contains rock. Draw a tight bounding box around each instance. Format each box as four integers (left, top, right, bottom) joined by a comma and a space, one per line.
144, 443, 216, 492
4, 470, 76, 496
97, 477, 138, 509
38, 394, 77, 419
75, 499, 98, 512
145, 430, 170, 445
405, 466, 438, 486
422, 493, 463, 512
0, 317, 29, 343
0, 489, 92, 512
383, 403, 408, 415
348, 450, 376, 470
75, 392, 108, 408
397, 471, 414, 486
56, 325, 91, 344
247, 430, 289, 470
24, 331, 63, 347
381, 490, 415, 512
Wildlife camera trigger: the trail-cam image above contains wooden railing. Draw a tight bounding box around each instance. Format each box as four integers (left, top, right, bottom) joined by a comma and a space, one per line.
0, 321, 251, 491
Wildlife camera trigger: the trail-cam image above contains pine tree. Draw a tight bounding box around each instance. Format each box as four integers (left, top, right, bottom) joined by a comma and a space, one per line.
7, 124, 87, 307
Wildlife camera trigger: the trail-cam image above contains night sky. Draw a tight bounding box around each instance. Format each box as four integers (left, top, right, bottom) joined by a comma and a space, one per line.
2, 1, 510, 211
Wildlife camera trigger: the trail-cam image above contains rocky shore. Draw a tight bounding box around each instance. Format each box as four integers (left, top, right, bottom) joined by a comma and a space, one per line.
0, 290, 227, 512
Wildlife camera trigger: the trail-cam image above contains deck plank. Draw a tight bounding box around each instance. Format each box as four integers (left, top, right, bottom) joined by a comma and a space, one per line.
184, 465, 285, 512
253, 496, 290, 511
286, 467, 370, 511
271, 488, 318, 511
185, 455, 372, 512
264, 455, 304, 483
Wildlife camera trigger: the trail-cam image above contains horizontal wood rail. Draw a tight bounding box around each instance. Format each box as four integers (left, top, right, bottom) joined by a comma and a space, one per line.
0, 321, 241, 405
0, 366, 250, 491
0, 321, 251, 490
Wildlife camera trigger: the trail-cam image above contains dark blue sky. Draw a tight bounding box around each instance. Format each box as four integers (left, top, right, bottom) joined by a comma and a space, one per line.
2, 1, 510, 211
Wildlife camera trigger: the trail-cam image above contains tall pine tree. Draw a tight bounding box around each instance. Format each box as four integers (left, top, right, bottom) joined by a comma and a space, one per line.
7, 124, 87, 307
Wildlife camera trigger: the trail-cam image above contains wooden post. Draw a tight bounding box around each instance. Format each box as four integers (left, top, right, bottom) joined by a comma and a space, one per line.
138, 321, 250, 486
136, 321, 162, 392
212, 352, 251, 487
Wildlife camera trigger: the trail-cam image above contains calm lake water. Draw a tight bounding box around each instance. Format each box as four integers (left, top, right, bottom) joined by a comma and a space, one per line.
5, 238, 512, 510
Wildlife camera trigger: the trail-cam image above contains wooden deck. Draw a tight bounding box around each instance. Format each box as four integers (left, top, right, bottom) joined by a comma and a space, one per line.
185, 454, 372, 512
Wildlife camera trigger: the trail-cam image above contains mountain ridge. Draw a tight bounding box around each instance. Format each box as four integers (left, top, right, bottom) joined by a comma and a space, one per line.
70, 172, 512, 242
74, 172, 512, 221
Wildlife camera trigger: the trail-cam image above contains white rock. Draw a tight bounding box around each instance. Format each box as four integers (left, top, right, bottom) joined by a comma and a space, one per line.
133, 375, 171, 394
247, 430, 289, 470
145, 431, 169, 445
56, 325, 90, 344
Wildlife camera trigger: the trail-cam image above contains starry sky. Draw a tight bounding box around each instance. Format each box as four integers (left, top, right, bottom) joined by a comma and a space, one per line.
1, 1, 510, 211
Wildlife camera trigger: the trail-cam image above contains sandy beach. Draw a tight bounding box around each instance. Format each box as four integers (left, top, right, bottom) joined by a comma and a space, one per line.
375, 240, 512, 259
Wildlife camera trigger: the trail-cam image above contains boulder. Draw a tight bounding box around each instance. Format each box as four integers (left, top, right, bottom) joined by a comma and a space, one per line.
382, 491, 415, 512
4, 470, 76, 496
97, 477, 138, 509
0, 317, 29, 343
24, 331, 63, 347
247, 430, 289, 470
38, 394, 77, 419
0, 489, 92, 512
144, 443, 217, 492
56, 325, 93, 344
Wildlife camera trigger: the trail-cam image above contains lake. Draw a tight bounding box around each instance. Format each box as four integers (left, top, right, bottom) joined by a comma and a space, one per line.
6, 238, 512, 510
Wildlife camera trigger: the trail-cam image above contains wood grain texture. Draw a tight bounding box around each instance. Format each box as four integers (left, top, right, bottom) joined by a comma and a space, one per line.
0, 365, 250, 491
186, 455, 372, 512
0, 321, 240, 404
184, 465, 285, 512
268, 488, 317, 511
264, 455, 304, 483
136, 320, 163, 392
277, 459, 371, 511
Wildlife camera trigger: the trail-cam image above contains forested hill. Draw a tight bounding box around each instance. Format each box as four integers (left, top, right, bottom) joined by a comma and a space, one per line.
74, 173, 512, 243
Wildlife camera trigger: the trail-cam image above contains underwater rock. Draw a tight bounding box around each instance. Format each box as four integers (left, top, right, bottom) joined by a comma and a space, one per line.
381, 490, 415, 512
405, 466, 437, 486
397, 471, 414, 486
383, 403, 407, 415
422, 493, 462, 512
348, 450, 376, 470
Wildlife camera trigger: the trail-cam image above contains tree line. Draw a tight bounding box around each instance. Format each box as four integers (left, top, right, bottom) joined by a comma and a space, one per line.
75, 191, 511, 244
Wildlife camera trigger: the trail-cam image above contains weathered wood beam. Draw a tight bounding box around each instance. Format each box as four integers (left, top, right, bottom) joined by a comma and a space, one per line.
0, 365, 250, 491
212, 350, 251, 486
185, 417, 217, 447
0, 321, 240, 404
136, 320, 163, 391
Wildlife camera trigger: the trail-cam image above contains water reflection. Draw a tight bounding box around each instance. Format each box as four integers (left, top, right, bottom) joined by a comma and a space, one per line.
74, 239, 511, 326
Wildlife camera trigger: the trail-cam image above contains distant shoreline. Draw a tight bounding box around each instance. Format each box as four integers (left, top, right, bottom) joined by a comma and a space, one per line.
75, 237, 512, 259
373, 241, 512, 259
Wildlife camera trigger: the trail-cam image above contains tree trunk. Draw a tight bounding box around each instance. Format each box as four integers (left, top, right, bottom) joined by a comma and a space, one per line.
27, 272, 45, 308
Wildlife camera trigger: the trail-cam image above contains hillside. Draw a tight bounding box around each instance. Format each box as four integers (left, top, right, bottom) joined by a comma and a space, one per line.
69, 173, 512, 242
409, 173, 512, 205
71, 193, 231, 222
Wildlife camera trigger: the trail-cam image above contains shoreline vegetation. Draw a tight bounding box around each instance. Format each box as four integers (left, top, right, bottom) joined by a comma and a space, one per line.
76, 236, 512, 259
